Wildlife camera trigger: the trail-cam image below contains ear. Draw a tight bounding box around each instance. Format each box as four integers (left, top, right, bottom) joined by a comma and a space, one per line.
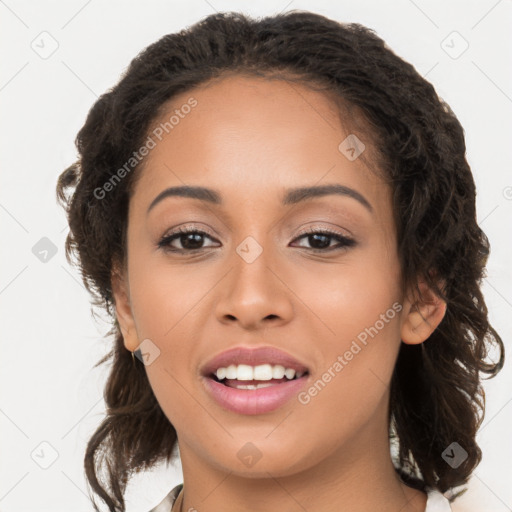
111, 263, 139, 352
401, 277, 447, 345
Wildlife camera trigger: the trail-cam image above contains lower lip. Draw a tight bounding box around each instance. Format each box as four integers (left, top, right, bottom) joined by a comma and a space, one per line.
202, 376, 309, 415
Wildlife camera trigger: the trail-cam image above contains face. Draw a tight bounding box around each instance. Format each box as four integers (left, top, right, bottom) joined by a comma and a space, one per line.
113, 75, 443, 479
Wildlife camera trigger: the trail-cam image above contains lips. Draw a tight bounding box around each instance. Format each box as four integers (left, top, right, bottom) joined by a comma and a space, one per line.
201, 346, 309, 377
200, 346, 310, 415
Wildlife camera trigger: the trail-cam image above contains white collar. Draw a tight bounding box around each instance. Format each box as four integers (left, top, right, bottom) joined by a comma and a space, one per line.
425, 487, 453, 511
149, 484, 453, 511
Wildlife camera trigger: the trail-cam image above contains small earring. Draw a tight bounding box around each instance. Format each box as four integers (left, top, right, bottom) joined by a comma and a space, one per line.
131, 350, 136, 365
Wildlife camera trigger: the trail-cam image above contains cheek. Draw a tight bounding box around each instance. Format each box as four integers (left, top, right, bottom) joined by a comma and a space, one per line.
287, 266, 403, 466
126, 254, 218, 422
292, 252, 403, 400
292, 251, 402, 341
127, 252, 209, 339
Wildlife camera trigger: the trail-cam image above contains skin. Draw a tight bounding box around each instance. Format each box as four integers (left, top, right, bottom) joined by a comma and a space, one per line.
113, 75, 447, 512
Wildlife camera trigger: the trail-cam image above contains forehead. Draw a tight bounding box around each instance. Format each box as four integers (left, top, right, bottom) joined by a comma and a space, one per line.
131, 74, 388, 216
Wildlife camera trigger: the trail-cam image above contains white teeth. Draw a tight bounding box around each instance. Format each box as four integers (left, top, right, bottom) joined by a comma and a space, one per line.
236, 364, 254, 381
284, 368, 296, 380
272, 365, 285, 379
235, 383, 274, 390
225, 364, 237, 379
253, 364, 273, 380
213, 363, 305, 382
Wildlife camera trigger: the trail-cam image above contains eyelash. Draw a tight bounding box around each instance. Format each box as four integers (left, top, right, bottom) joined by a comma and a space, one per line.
157, 225, 356, 254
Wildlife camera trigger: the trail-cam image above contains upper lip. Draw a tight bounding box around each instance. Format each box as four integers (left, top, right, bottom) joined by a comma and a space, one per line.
201, 346, 310, 377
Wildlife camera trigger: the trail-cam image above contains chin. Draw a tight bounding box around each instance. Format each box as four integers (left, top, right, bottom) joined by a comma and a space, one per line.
195, 435, 328, 479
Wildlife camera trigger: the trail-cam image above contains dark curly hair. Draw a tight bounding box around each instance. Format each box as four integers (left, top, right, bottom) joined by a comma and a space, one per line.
56, 10, 505, 512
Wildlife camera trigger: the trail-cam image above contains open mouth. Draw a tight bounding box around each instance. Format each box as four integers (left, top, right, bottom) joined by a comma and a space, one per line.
209, 364, 310, 390
200, 346, 311, 414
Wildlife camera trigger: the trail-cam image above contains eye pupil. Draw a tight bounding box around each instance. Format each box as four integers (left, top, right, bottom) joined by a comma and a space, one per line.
181, 233, 204, 249
309, 233, 331, 249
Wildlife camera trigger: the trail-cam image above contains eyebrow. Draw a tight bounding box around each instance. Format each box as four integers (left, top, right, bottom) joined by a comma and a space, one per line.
147, 184, 373, 214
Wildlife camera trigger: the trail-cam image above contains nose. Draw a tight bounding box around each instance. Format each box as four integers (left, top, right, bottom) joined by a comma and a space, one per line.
214, 242, 294, 331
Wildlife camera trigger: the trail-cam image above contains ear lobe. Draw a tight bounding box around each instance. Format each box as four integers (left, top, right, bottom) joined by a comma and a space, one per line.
111, 265, 139, 352
401, 279, 447, 345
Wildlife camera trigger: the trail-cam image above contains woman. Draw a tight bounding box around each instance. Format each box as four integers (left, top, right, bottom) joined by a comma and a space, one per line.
57, 10, 504, 512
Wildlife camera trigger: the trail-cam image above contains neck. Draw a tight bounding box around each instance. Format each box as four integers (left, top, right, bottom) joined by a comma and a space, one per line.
176, 399, 427, 512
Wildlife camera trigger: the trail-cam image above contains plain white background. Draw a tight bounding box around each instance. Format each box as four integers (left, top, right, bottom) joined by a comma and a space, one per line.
1, 1, 511, 511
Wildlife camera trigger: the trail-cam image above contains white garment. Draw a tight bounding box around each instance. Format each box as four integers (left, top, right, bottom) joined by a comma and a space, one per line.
149, 484, 453, 511
425, 487, 453, 511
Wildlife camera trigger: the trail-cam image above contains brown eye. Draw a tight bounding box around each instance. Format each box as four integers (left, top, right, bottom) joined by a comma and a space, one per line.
290, 229, 356, 252
157, 226, 356, 254
158, 228, 219, 252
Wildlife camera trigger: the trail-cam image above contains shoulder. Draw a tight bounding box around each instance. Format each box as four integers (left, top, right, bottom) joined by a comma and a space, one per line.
148, 484, 183, 512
